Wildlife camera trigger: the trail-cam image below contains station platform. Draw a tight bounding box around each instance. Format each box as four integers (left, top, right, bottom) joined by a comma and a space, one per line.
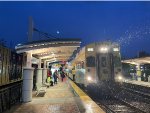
4, 78, 105, 113
124, 79, 150, 88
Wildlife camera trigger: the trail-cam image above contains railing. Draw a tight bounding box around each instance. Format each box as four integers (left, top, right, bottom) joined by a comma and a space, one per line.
0, 81, 22, 113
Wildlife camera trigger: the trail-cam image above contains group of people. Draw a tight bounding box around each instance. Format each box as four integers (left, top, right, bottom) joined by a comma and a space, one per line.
47, 68, 66, 86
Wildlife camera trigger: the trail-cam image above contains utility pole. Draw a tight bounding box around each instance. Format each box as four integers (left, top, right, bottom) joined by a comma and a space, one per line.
28, 16, 33, 42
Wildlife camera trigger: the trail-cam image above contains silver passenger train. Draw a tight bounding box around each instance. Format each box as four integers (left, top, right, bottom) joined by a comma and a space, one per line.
68, 41, 122, 87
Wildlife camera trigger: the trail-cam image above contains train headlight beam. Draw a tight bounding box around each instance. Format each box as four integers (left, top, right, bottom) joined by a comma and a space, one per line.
118, 76, 122, 80
87, 76, 92, 81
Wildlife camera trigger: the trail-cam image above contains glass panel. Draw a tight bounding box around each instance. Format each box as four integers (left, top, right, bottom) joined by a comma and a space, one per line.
113, 56, 121, 67
101, 57, 106, 67
86, 56, 95, 67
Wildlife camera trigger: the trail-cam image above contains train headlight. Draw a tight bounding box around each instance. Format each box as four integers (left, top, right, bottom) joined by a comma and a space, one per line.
118, 76, 122, 80
100, 47, 108, 52
116, 75, 124, 82
87, 76, 92, 81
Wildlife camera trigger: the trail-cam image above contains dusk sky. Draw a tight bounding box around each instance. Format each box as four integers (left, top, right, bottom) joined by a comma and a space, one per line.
0, 2, 150, 58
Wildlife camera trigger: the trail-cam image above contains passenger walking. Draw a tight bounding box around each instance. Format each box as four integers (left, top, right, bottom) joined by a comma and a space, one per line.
47, 76, 54, 86
72, 68, 76, 81
53, 70, 58, 84
47, 68, 54, 86
47, 69, 52, 77
61, 71, 65, 82
50, 76, 54, 86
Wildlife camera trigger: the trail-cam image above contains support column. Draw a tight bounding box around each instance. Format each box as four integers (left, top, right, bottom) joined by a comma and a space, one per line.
26, 52, 32, 68
42, 60, 47, 83
38, 58, 41, 69
36, 68, 43, 84
22, 52, 34, 102
36, 58, 43, 84
136, 64, 141, 81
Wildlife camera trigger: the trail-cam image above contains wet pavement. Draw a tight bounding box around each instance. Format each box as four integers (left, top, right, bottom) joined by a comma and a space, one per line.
4, 78, 105, 113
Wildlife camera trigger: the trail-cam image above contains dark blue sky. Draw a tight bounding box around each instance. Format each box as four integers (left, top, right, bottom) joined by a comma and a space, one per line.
0, 2, 150, 58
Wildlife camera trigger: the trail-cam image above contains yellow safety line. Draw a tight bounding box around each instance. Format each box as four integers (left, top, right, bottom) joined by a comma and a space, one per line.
69, 80, 90, 97
69, 80, 105, 113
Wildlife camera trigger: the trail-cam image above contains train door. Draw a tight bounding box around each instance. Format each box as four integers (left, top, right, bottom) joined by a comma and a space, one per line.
96, 52, 114, 81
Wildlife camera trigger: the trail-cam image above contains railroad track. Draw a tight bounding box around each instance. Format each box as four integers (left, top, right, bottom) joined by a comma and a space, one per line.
108, 82, 150, 113
78, 82, 150, 112
114, 88, 150, 113
87, 90, 145, 113
75, 83, 141, 113
69, 78, 150, 113
122, 83, 150, 100
95, 98, 139, 113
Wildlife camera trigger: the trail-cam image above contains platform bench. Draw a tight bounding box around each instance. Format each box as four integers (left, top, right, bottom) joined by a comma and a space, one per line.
36, 83, 47, 96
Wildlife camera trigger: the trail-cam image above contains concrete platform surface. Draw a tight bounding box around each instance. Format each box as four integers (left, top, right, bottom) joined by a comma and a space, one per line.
4, 78, 105, 113
124, 79, 150, 87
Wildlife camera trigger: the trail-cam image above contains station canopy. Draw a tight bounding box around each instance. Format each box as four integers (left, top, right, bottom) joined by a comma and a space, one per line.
15, 38, 81, 63
122, 56, 150, 65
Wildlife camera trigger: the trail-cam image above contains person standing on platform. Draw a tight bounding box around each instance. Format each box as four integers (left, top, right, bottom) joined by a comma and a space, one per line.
72, 68, 76, 81
47, 68, 52, 78
61, 71, 65, 82
53, 70, 58, 84
47, 68, 53, 86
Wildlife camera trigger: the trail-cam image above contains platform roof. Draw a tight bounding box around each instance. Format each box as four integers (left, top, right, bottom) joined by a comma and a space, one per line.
15, 38, 81, 63
122, 56, 150, 65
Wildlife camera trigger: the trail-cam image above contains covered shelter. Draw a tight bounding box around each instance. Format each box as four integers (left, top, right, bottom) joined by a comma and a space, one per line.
122, 57, 150, 81
122, 57, 150, 65
15, 38, 81, 102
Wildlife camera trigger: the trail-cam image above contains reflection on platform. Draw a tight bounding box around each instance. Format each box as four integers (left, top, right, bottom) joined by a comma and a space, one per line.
4, 78, 105, 113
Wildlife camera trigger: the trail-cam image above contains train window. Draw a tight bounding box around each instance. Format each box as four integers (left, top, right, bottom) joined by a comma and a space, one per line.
101, 57, 107, 67
86, 56, 95, 67
113, 56, 121, 67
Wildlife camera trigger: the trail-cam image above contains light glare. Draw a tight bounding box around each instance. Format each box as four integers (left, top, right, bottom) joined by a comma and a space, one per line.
87, 76, 92, 81
100, 47, 108, 52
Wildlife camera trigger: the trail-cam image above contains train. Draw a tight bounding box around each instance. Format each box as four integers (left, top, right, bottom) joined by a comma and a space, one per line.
68, 41, 122, 87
